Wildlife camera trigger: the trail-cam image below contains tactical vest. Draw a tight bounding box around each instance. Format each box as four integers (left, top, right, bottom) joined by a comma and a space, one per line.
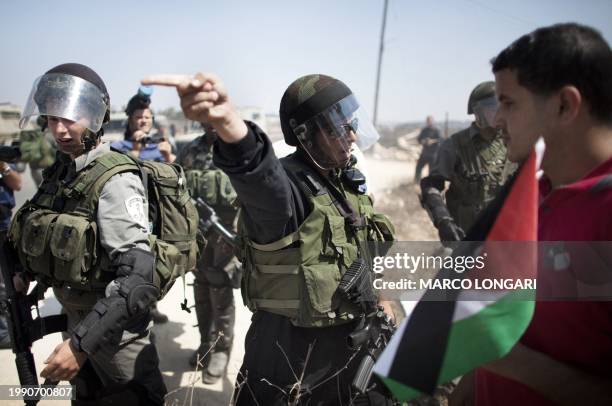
8, 151, 197, 295
446, 128, 516, 231
239, 155, 395, 328
180, 137, 237, 222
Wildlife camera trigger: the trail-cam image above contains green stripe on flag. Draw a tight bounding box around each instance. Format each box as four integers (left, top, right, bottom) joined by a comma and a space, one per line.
438, 292, 535, 386
379, 376, 422, 401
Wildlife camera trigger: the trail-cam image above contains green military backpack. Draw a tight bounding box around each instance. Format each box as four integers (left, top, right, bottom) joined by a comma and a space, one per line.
128, 157, 200, 297
8, 151, 199, 299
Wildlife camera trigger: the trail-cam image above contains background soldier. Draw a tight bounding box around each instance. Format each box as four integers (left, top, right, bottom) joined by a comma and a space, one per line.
179, 124, 239, 384
143, 72, 397, 405
420, 81, 516, 242
18, 116, 56, 185
414, 115, 442, 183
9, 63, 166, 404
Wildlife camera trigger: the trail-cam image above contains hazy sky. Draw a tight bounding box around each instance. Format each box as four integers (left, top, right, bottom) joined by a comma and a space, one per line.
1, 0, 611, 124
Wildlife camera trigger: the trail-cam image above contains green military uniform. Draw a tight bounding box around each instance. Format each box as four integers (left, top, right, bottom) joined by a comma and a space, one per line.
421, 81, 516, 242
178, 133, 239, 382
19, 128, 56, 185
9, 143, 167, 404
429, 124, 516, 232
241, 153, 394, 328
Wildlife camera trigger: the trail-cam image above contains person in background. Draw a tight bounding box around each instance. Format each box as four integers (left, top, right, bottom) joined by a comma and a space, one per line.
178, 123, 240, 384
414, 115, 442, 183
420, 82, 516, 244
111, 87, 176, 164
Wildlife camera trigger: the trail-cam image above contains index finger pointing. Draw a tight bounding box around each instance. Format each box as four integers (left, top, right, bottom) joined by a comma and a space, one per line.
141, 74, 193, 87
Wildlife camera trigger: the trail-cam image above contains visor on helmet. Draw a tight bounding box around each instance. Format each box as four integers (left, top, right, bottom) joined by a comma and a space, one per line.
293, 94, 380, 170
472, 95, 498, 128
20, 73, 109, 133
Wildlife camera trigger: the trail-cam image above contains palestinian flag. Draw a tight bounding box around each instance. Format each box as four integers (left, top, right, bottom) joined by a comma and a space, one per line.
374, 151, 539, 401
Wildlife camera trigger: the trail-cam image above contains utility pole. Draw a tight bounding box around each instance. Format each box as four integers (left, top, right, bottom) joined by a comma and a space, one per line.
372, 0, 389, 128
445, 111, 449, 138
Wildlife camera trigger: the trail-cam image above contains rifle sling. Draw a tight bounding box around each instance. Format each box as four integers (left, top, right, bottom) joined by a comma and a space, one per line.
28, 314, 68, 342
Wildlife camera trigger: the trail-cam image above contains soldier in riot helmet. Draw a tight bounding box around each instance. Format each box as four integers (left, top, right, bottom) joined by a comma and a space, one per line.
420, 81, 516, 242
8, 63, 166, 404
178, 123, 240, 384
144, 72, 397, 405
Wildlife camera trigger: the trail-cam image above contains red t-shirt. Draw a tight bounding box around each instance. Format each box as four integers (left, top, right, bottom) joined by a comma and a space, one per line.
475, 157, 612, 405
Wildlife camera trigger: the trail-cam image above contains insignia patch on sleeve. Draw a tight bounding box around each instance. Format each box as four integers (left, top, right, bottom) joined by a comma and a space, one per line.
125, 196, 146, 224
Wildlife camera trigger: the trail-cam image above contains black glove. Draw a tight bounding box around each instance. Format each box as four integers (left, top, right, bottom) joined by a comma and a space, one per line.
437, 218, 465, 243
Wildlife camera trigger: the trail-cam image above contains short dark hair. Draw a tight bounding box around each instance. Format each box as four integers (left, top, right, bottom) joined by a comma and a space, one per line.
492, 23, 612, 125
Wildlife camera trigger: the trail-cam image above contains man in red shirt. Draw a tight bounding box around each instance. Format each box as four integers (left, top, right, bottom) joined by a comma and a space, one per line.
451, 23, 612, 406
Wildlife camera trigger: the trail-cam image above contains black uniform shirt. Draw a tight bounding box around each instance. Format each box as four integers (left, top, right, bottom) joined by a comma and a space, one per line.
213, 122, 309, 245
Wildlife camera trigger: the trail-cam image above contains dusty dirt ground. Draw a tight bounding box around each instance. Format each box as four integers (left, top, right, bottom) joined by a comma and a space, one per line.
375, 180, 438, 242
369, 131, 438, 242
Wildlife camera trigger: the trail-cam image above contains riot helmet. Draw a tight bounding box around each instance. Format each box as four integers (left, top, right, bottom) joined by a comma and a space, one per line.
21, 63, 110, 135
279, 74, 379, 170
467, 81, 497, 129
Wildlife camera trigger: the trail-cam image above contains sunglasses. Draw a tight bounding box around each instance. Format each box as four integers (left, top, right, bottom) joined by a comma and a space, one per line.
323, 117, 358, 137
341, 118, 359, 134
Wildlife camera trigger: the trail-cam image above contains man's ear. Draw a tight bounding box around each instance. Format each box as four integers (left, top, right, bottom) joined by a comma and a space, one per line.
557, 85, 581, 124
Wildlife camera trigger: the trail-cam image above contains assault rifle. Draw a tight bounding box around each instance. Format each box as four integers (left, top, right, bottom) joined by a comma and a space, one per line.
0, 242, 67, 405
335, 257, 396, 395
194, 197, 237, 247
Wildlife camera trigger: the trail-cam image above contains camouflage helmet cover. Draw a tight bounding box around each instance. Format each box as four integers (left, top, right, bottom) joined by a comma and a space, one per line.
467, 81, 496, 114
279, 74, 352, 146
